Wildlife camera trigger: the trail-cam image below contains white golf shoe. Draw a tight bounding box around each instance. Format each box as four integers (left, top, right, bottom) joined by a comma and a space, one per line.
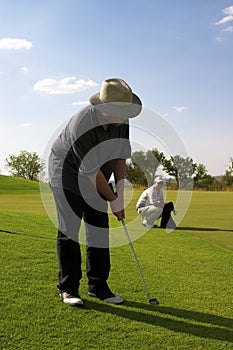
59, 291, 84, 306
142, 220, 158, 228
88, 285, 124, 304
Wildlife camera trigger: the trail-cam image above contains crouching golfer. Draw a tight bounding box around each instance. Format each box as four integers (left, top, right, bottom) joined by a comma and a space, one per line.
136, 177, 176, 229
49, 78, 142, 306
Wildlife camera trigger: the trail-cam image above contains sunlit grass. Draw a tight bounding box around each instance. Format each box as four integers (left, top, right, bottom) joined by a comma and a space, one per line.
0, 176, 233, 349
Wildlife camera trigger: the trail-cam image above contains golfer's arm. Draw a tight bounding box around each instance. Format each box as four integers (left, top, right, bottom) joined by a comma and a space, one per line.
88, 170, 116, 202
113, 159, 126, 201
153, 196, 165, 207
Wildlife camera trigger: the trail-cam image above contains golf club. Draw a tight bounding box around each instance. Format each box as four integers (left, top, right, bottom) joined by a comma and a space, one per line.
121, 219, 159, 305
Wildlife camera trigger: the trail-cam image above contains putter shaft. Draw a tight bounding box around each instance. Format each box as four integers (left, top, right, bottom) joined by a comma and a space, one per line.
121, 219, 152, 301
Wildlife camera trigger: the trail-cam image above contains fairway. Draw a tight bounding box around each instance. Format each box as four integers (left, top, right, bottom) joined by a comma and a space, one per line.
0, 175, 233, 349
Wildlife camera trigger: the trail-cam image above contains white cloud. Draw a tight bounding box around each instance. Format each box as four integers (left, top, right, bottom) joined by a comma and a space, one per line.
71, 100, 89, 106
172, 106, 187, 113
216, 6, 233, 25
33, 77, 98, 95
222, 25, 233, 32
216, 15, 233, 25
223, 5, 233, 16
0, 37, 32, 50
19, 123, 32, 128
21, 66, 28, 73
216, 36, 224, 42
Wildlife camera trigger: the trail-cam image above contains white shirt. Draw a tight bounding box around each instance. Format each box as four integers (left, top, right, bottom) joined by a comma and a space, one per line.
136, 185, 164, 209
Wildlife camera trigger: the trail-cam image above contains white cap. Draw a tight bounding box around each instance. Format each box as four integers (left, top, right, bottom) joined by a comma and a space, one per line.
154, 176, 164, 184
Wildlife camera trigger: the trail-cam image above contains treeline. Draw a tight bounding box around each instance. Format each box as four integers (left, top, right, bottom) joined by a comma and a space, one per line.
126, 149, 233, 191
2, 149, 233, 191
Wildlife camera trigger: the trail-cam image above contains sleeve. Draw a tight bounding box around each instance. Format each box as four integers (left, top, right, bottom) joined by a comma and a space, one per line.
114, 122, 131, 160
136, 189, 148, 209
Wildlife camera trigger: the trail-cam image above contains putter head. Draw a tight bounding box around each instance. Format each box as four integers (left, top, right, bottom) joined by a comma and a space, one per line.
149, 298, 159, 305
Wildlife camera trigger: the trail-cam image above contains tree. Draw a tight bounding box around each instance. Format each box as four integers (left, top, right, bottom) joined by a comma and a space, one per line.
222, 157, 233, 187
196, 175, 216, 190
193, 163, 216, 190
162, 155, 196, 189
5, 150, 45, 181
194, 163, 209, 182
126, 160, 147, 186
126, 148, 165, 186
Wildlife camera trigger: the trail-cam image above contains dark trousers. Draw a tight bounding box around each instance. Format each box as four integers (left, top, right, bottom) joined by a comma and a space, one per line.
52, 188, 110, 294
160, 202, 176, 229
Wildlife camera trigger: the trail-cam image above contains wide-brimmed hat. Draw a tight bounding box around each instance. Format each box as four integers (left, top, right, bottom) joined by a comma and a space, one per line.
89, 78, 142, 118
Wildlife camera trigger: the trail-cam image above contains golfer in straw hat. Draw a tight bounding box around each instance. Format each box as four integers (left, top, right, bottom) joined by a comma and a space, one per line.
49, 78, 142, 306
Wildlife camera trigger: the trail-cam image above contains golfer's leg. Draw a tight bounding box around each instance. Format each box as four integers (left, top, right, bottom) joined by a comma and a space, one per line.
52, 188, 83, 293
160, 203, 176, 228
141, 206, 163, 226
57, 231, 82, 293
83, 200, 110, 293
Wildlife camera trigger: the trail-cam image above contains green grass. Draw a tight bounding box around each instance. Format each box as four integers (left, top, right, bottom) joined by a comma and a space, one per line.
0, 174, 40, 193
0, 175, 233, 349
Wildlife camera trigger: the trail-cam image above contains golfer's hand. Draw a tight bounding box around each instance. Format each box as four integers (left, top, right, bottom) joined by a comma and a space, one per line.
110, 197, 125, 220
154, 201, 164, 208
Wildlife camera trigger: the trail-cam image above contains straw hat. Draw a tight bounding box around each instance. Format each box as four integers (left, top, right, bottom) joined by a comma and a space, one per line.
89, 78, 142, 118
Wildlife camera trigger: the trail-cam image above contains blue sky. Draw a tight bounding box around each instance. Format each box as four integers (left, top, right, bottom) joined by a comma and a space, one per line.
0, 0, 233, 176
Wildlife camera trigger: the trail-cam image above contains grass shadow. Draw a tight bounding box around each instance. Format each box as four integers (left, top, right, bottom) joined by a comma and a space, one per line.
82, 299, 233, 343
124, 301, 233, 329
177, 227, 233, 233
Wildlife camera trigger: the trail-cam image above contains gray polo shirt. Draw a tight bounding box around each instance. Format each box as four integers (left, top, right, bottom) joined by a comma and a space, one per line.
49, 105, 131, 196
